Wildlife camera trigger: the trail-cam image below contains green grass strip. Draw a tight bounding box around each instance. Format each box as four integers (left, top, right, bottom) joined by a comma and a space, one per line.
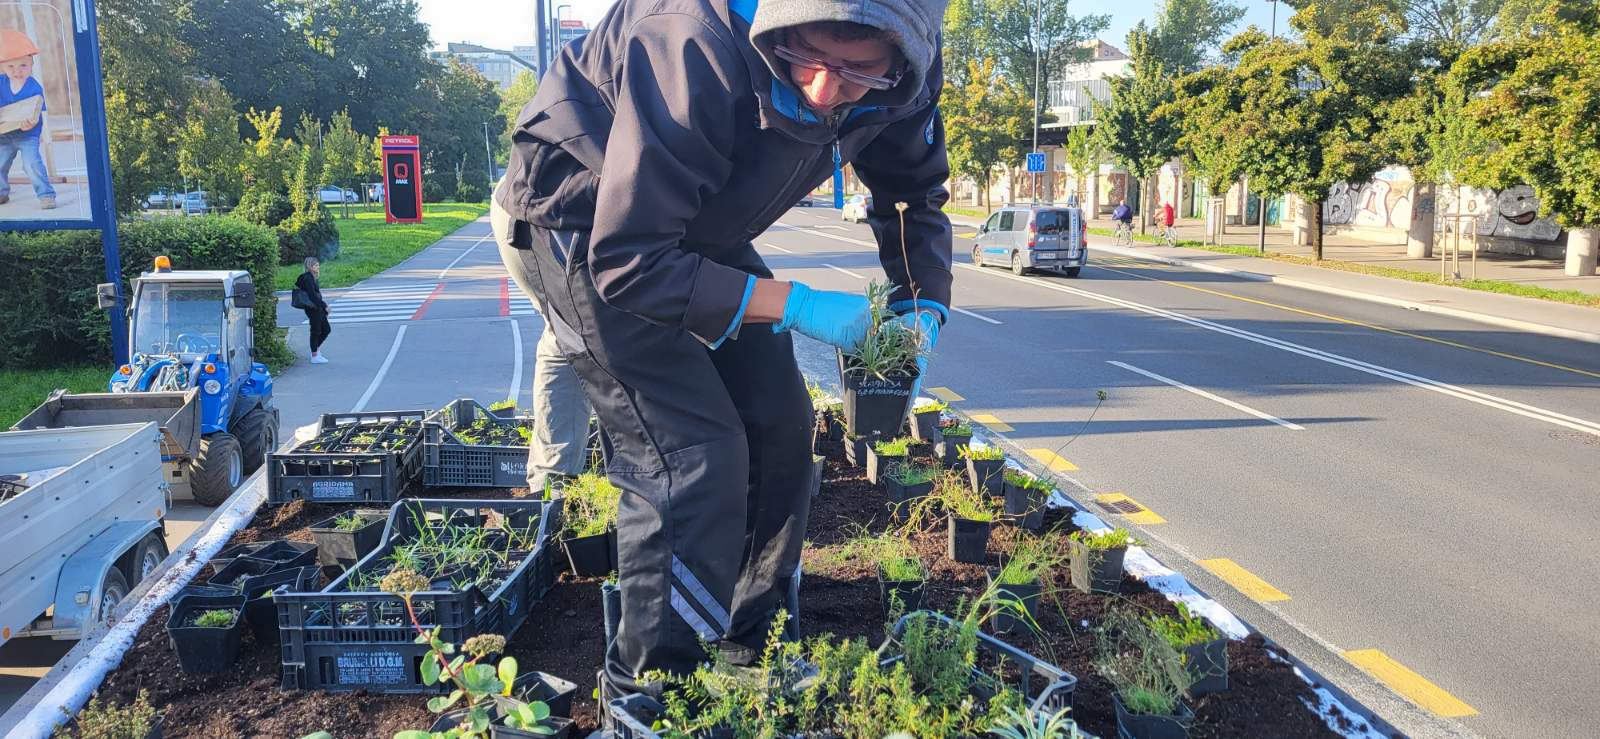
0, 365, 108, 429
275, 202, 490, 291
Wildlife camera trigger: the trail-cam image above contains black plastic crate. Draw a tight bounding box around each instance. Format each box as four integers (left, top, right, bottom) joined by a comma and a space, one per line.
277, 498, 562, 693
422, 398, 535, 488
605, 610, 1076, 738
267, 410, 428, 505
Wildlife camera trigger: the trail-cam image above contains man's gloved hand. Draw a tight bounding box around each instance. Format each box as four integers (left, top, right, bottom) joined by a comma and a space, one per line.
774, 281, 871, 351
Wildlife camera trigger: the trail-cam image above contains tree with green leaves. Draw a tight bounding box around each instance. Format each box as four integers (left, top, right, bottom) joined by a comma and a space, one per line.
176, 82, 245, 209
1060, 125, 1100, 206
414, 59, 504, 203
983, 0, 1110, 119
323, 110, 365, 218
99, 0, 192, 212
498, 71, 539, 163
943, 58, 1034, 212
241, 107, 295, 199
941, 0, 995, 87
1164, 65, 1248, 242
1094, 25, 1180, 232
1148, 0, 1247, 75
1450, 2, 1600, 275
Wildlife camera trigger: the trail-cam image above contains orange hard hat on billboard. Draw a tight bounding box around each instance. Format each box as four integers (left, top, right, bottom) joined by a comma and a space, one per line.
0, 30, 39, 63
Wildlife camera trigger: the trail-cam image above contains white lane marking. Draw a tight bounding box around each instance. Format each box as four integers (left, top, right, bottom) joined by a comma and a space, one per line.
508, 318, 523, 406
957, 263, 1600, 436
1108, 360, 1305, 431
438, 234, 494, 280
353, 324, 408, 412
760, 242, 794, 254
780, 223, 876, 248
823, 263, 866, 280
952, 306, 1003, 325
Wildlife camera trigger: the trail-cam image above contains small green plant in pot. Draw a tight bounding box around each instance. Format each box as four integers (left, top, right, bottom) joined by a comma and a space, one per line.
838, 281, 927, 438
909, 398, 948, 442
309, 509, 387, 569
1147, 603, 1228, 697
552, 471, 620, 578
1068, 528, 1136, 594
829, 526, 927, 617
937, 418, 974, 468
60, 690, 160, 739
487, 399, 517, 418
985, 532, 1067, 637
960, 444, 1006, 496
933, 469, 997, 564
1096, 606, 1196, 739
883, 462, 938, 523
165, 594, 246, 674
1002, 471, 1049, 531
990, 706, 1087, 739
866, 435, 914, 485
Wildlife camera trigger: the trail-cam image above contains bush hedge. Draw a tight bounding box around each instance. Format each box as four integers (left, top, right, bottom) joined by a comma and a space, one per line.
0, 216, 291, 370
275, 206, 340, 266
234, 190, 294, 229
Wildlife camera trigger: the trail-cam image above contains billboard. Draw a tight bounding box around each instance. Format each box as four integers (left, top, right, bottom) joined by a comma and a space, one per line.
0, 1, 94, 223
381, 135, 422, 224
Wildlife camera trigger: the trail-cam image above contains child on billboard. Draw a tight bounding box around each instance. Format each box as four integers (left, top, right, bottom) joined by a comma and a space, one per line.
0, 29, 55, 210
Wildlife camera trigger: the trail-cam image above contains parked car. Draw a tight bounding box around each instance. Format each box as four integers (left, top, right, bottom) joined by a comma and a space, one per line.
795, 195, 813, 207
316, 185, 358, 204
971, 204, 1088, 277
842, 194, 872, 223
179, 191, 210, 215
144, 189, 177, 209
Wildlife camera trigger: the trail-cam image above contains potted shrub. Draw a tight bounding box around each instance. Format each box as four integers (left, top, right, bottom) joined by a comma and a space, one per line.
808, 453, 825, 499
831, 528, 927, 617
838, 281, 927, 438
1097, 607, 1197, 739
1002, 471, 1049, 531
908, 399, 947, 442
935, 471, 997, 565
165, 594, 245, 674
555, 471, 620, 578
985, 533, 1065, 636
487, 399, 519, 419
308, 509, 387, 569
1068, 528, 1136, 594
883, 462, 938, 522
865, 436, 912, 485
1146, 604, 1229, 697
961, 445, 1006, 497
936, 419, 974, 468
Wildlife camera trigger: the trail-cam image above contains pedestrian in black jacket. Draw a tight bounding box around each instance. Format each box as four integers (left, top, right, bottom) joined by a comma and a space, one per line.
295, 257, 331, 364
497, 0, 953, 700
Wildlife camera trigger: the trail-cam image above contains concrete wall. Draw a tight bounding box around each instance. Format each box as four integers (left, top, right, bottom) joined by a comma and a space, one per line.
1322, 166, 1568, 259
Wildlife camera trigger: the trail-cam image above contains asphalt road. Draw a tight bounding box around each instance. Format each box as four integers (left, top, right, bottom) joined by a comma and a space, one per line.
769, 205, 1600, 739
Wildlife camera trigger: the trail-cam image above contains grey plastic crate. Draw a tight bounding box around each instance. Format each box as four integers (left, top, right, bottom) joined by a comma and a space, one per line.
423, 398, 606, 488
267, 410, 428, 505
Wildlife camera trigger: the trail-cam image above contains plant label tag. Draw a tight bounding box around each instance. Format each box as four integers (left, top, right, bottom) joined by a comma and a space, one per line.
336, 650, 408, 685
312, 480, 357, 500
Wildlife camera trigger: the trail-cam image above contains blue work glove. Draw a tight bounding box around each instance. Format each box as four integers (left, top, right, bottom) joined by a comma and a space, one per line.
774, 281, 872, 351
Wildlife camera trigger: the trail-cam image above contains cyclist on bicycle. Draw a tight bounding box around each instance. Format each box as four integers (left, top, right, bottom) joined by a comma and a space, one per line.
1112, 199, 1132, 228
1161, 202, 1175, 231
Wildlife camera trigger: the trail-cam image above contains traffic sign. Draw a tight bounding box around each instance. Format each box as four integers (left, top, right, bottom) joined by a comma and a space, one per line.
1025, 152, 1046, 173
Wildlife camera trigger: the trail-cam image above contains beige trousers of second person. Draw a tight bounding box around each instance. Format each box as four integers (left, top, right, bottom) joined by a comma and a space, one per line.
491, 197, 595, 490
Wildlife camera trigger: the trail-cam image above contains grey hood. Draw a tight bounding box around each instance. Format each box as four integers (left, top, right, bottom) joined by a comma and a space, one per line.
748, 0, 947, 109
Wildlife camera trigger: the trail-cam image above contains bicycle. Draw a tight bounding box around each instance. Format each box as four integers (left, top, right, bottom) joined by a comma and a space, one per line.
1159, 225, 1178, 247
1113, 221, 1134, 246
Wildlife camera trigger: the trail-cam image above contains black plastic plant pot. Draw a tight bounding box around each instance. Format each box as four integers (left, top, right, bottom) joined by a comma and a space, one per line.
908, 408, 942, 442
208, 556, 286, 590
1184, 638, 1230, 697
1003, 482, 1046, 531
241, 565, 319, 644
165, 593, 246, 674
985, 570, 1042, 637
883, 477, 934, 523
843, 435, 871, 469
877, 567, 926, 617
563, 528, 617, 578
839, 352, 917, 438
1068, 538, 1128, 594
308, 511, 387, 569
512, 671, 580, 718
937, 432, 972, 468
211, 539, 315, 573
431, 710, 576, 739
1113, 692, 1195, 739
947, 516, 991, 565
966, 457, 1005, 497
826, 414, 845, 443
808, 454, 825, 498
865, 448, 906, 485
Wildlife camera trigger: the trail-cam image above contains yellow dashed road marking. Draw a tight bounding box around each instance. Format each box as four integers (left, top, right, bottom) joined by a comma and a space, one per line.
1343, 649, 1478, 717
1200, 558, 1291, 602
926, 386, 965, 402
1094, 492, 1166, 524
1026, 448, 1078, 472
970, 413, 1013, 432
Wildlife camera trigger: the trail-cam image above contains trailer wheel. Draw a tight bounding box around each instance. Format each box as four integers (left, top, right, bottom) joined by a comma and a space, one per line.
96, 568, 129, 624
235, 408, 278, 474
129, 534, 169, 584
191, 433, 243, 506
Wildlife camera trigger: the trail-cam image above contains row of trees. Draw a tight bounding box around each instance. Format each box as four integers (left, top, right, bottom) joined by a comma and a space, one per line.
100, 0, 530, 215
1093, 0, 1598, 272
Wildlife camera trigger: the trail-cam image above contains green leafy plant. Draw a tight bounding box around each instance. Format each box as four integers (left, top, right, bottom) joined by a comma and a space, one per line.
191, 609, 237, 628
990, 706, 1086, 739
995, 533, 1066, 587
829, 526, 924, 583
553, 471, 620, 539
885, 462, 939, 486
1095, 606, 1193, 718
873, 436, 914, 456
1069, 528, 1138, 550
842, 281, 926, 380
959, 445, 1005, 462
1003, 470, 1050, 492
915, 399, 949, 414
940, 418, 974, 436
60, 690, 158, 739
1144, 603, 1221, 650
332, 510, 371, 532
488, 399, 516, 412
928, 469, 996, 523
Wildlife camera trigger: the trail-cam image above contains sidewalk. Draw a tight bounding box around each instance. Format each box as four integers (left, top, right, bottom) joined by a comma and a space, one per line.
945, 212, 1600, 345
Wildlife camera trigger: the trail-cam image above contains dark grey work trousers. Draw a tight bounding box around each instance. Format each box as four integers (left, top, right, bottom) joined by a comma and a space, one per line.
510, 227, 813, 696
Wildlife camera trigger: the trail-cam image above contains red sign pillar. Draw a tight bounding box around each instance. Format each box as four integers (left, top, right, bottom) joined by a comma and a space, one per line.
382, 135, 423, 223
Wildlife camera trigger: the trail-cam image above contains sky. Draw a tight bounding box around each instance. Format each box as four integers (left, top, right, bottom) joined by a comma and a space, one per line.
417, 0, 1286, 55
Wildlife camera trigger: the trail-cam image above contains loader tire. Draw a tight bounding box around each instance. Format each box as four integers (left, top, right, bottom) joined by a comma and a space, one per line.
191, 433, 243, 507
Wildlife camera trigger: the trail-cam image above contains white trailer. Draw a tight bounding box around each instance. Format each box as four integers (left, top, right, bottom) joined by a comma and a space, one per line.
0, 423, 169, 647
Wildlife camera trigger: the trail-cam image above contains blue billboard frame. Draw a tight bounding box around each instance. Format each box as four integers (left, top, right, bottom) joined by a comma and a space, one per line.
1, 0, 127, 362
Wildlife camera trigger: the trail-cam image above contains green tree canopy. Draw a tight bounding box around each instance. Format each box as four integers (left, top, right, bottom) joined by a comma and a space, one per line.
1094, 25, 1181, 227
943, 58, 1034, 211
176, 82, 245, 207
1149, 0, 1248, 75
497, 70, 539, 163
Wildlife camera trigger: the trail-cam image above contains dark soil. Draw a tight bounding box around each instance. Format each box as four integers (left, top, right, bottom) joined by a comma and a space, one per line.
88, 436, 1357, 738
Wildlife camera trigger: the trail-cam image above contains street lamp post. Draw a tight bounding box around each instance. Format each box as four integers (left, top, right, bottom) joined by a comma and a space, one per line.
552, 3, 572, 68
483, 121, 495, 190
1270, 0, 1278, 39
1031, 0, 1041, 204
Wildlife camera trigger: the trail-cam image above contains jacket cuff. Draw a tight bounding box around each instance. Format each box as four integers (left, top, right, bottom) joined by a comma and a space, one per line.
684, 261, 758, 347
889, 299, 948, 324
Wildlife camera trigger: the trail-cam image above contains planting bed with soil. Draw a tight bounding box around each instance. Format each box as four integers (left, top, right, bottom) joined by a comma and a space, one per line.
82, 433, 1362, 738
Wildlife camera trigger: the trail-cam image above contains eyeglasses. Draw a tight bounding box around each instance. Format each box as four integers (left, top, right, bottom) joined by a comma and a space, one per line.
772, 44, 903, 91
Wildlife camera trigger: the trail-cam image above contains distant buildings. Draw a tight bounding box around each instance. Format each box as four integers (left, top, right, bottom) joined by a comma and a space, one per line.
430, 43, 538, 89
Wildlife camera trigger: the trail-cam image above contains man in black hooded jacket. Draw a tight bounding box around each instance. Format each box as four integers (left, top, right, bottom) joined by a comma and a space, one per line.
496, 0, 953, 697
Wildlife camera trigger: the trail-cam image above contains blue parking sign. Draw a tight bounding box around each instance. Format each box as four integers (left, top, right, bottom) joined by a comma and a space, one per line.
1025, 152, 1046, 173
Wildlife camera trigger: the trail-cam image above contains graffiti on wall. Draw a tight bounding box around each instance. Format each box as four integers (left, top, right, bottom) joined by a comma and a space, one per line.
1326, 167, 1561, 241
